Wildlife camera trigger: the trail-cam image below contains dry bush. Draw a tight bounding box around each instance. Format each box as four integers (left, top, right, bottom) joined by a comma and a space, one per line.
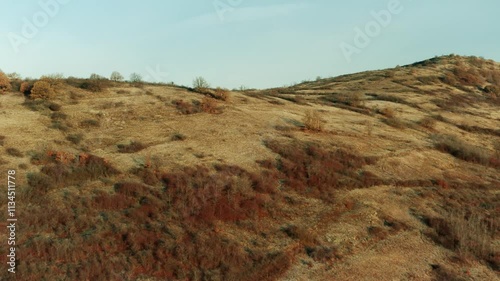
0, 135, 5, 146
481, 69, 500, 85
80, 79, 107, 92
40, 74, 65, 92
22, 99, 54, 112
0, 72, 12, 93
12, 160, 295, 280
93, 192, 135, 210
30, 81, 55, 99
117, 141, 147, 153
116, 89, 130, 95
263, 140, 381, 200
322, 92, 364, 107
38, 152, 119, 187
50, 120, 70, 132
160, 165, 273, 222
339, 92, 364, 107
441, 73, 458, 86
431, 134, 493, 166
172, 99, 202, 115
20, 81, 33, 95
282, 225, 318, 247
383, 117, 406, 129
50, 112, 67, 121
201, 96, 221, 114
48, 102, 62, 111
79, 119, 100, 128
114, 181, 150, 197
452, 65, 484, 86
482, 85, 499, 98
110, 71, 124, 82
379, 107, 396, 118
171, 132, 186, 141
214, 87, 231, 101
455, 124, 500, 137
302, 110, 324, 132
26, 172, 55, 194
306, 246, 339, 263
426, 210, 497, 267
417, 76, 441, 84
418, 116, 437, 129
6, 147, 23, 157
468, 56, 485, 68
66, 133, 84, 145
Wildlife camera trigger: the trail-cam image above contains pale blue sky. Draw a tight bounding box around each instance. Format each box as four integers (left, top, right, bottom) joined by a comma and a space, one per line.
0, 0, 498, 89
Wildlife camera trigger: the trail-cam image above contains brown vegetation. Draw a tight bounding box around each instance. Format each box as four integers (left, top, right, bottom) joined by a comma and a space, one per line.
117, 141, 147, 153
0, 72, 12, 93
263, 140, 380, 200
30, 81, 55, 99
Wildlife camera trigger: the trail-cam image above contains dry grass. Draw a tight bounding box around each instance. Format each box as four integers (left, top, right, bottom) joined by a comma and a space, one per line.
426, 209, 497, 267
418, 116, 437, 129
431, 134, 495, 166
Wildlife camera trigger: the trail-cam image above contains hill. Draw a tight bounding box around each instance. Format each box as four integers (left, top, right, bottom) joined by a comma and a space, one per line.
0, 54, 499, 280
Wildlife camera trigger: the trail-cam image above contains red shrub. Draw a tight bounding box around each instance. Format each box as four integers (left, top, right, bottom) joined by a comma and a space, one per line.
263, 140, 381, 200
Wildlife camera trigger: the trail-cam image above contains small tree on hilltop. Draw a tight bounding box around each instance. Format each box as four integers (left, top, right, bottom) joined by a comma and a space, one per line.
110, 71, 124, 82
0, 72, 12, 93
193, 76, 210, 89
130, 73, 143, 83
7, 72, 21, 80
89, 73, 106, 80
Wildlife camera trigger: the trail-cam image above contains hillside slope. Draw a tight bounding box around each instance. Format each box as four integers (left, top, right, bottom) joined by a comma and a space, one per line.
0, 55, 499, 280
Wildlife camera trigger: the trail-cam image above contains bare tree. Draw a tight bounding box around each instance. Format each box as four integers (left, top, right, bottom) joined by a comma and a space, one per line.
110, 71, 124, 82
193, 76, 209, 89
7, 72, 21, 80
130, 73, 143, 83
90, 73, 106, 80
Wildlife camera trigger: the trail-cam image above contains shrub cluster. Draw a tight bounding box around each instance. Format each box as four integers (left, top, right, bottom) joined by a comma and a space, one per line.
172, 99, 202, 115
29, 151, 119, 191
431, 134, 496, 166
0, 72, 12, 93
117, 141, 147, 153
20, 81, 34, 95
201, 96, 221, 114
263, 140, 381, 200
424, 209, 496, 267
213, 87, 231, 101
160, 165, 274, 222
40, 74, 65, 92
30, 81, 55, 99
418, 116, 437, 129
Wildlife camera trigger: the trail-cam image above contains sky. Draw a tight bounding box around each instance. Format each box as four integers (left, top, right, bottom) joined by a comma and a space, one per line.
0, 0, 498, 89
